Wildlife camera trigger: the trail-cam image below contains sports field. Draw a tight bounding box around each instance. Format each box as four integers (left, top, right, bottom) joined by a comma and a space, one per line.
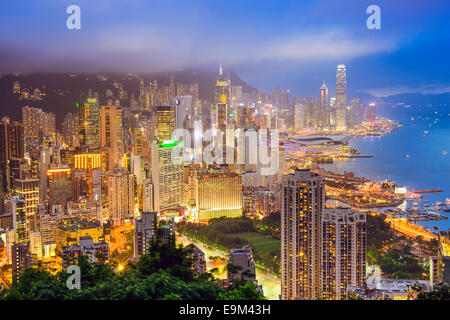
229, 232, 280, 256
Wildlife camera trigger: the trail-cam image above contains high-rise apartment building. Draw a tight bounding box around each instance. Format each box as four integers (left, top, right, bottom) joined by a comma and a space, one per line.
322, 207, 366, 300
12, 242, 33, 283
281, 169, 325, 300
22, 106, 42, 142
437, 231, 450, 284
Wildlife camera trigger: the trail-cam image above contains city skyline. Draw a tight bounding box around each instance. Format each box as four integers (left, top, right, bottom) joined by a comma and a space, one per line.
0, 0, 449, 305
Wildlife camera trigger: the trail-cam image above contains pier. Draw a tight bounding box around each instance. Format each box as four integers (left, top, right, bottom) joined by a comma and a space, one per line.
410, 189, 443, 194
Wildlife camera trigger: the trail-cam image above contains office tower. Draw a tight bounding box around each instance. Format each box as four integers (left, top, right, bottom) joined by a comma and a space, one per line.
335, 64, 347, 130
134, 211, 158, 258
22, 106, 42, 142
168, 75, 176, 104
12, 242, 33, 283
80, 98, 101, 148
157, 215, 175, 246
142, 178, 154, 212
156, 106, 176, 143
71, 169, 88, 201
349, 98, 363, 127
151, 141, 184, 212
101, 105, 124, 169
133, 126, 144, 156
281, 169, 325, 300
329, 97, 337, 127
215, 66, 231, 132
47, 166, 72, 210
227, 245, 256, 282
107, 168, 135, 226
185, 243, 206, 275
175, 95, 193, 130
0, 171, 3, 216
0, 117, 24, 189
42, 112, 56, 142
319, 82, 329, 128
15, 178, 39, 232
29, 230, 43, 261
322, 208, 366, 300
8, 157, 25, 192
4, 197, 27, 244
437, 231, 450, 284
62, 235, 109, 268
62, 112, 79, 147
294, 103, 305, 132
194, 172, 243, 222
74, 152, 102, 170
232, 86, 243, 105
365, 103, 376, 125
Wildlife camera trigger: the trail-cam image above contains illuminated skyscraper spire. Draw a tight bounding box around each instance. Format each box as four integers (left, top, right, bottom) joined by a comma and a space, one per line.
219, 64, 223, 76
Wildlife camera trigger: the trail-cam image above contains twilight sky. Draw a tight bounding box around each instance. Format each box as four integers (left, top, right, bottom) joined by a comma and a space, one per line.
1, 0, 450, 97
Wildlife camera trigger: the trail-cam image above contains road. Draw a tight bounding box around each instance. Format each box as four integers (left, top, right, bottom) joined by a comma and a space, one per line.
386, 217, 438, 241
109, 224, 134, 254
177, 234, 281, 300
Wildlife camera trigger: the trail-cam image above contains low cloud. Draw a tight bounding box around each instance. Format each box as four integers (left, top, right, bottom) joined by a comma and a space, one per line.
364, 85, 450, 97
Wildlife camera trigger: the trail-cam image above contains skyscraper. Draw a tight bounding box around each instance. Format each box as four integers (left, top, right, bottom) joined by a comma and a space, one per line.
322, 207, 366, 300
156, 106, 176, 143
0, 117, 24, 190
15, 178, 40, 232
101, 105, 124, 169
12, 242, 33, 283
294, 103, 305, 132
80, 98, 101, 148
281, 169, 325, 300
107, 167, 135, 226
365, 103, 376, 125
151, 141, 184, 212
47, 166, 72, 211
335, 64, 347, 130
22, 106, 42, 142
319, 82, 329, 128
215, 66, 231, 132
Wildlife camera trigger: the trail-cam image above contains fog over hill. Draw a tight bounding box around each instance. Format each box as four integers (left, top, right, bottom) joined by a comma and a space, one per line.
0, 69, 257, 128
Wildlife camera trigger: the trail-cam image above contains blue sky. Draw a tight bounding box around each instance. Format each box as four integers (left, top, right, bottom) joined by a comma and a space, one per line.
1, 0, 450, 97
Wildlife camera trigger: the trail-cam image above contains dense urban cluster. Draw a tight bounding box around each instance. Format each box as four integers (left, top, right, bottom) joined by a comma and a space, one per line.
0, 64, 448, 300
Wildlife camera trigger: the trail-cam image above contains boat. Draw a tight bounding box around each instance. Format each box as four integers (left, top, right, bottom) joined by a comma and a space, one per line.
433, 226, 439, 230
444, 208, 450, 213
446, 198, 450, 206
